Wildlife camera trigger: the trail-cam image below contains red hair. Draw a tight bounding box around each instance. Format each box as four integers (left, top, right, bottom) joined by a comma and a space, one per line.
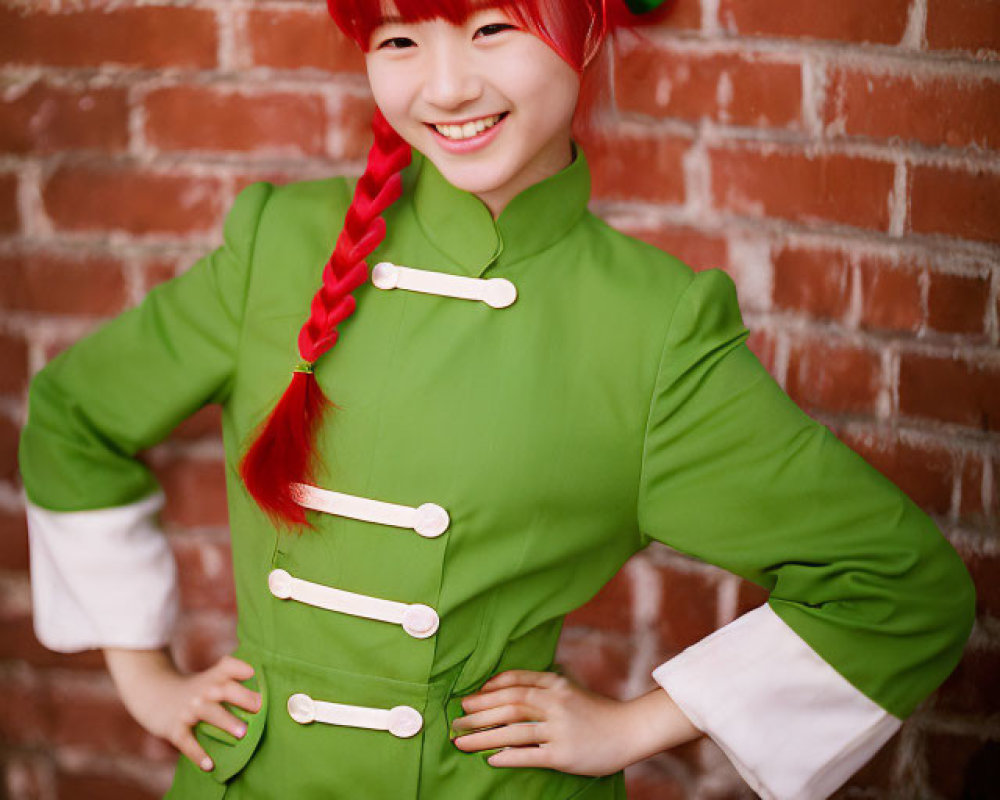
239, 0, 664, 530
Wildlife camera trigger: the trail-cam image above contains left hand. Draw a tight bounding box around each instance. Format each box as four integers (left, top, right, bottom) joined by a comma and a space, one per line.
450, 669, 645, 777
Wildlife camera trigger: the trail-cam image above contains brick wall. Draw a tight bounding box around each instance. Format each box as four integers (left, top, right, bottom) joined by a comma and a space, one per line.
1, 1, 997, 798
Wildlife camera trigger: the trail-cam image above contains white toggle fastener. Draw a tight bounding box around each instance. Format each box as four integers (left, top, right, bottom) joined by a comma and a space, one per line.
268, 568, 440, 639
291, 483, 449, 539
372, 261, 517, 309
287, 692, 423, 738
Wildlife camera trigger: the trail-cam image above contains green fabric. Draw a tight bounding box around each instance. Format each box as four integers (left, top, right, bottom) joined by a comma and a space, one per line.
637, 268, 975, 719
18, 140, 974, 798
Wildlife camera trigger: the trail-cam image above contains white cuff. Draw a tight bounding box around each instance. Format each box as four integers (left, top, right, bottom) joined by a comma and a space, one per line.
24, 491, 180, 653
652, 604, 901, 800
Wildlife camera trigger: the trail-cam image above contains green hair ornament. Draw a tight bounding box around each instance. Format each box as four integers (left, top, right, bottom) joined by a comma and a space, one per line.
624, 0, 668, 11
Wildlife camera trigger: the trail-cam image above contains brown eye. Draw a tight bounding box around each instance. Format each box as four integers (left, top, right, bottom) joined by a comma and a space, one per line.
475, 23, 515, 38
377, 37, 415, 50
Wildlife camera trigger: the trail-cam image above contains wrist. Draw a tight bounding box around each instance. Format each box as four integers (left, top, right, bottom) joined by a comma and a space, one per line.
619, 686, 704, 764
103, 646, 177, 695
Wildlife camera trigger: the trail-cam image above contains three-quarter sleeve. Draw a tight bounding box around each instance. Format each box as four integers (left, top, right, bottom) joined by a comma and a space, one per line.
638, 268, 976, 800
18, 180, 274, 652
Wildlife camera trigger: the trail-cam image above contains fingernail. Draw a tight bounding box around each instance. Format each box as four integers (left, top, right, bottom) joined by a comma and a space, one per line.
201, 757, 214, 771
235, 724, 247, 738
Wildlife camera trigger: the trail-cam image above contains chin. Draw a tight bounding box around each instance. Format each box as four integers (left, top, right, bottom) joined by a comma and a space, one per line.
427, 156, 515, 196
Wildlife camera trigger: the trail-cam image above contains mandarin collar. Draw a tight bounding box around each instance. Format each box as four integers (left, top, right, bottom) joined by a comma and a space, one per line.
405, 140, 591, 278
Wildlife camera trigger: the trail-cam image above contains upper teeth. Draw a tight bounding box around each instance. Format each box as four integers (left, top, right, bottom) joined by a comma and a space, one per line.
433, 114, 503, 140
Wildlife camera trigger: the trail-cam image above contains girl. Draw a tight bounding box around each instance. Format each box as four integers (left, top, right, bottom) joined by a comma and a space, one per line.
17, 1, 976, 798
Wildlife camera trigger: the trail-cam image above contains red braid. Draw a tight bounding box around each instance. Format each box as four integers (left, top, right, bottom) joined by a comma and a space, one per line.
239, 108, 412, 531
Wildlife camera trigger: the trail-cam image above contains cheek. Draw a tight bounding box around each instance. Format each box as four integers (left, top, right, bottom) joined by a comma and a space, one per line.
365, 65, 415, 121
501, 47, 580, 121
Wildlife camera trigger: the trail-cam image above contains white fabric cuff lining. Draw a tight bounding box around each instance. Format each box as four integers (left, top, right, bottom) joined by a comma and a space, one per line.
651, 603, 902, 800
24, 490, 179, 653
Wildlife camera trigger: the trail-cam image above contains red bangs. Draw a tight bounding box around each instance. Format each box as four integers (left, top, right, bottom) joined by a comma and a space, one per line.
328, 0, 607, 72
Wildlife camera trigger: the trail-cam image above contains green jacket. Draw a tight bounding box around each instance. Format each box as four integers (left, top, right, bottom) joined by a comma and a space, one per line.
18, 142, 975, 800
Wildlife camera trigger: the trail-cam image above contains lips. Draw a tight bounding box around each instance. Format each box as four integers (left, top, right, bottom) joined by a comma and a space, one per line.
425, 111, 510, 153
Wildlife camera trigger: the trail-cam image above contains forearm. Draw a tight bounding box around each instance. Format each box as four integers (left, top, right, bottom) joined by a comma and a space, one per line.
619, 685, 704, 764
103, 646, 178, 704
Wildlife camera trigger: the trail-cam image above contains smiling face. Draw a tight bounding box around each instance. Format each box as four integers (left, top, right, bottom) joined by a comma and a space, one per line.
364, 2, 582, 219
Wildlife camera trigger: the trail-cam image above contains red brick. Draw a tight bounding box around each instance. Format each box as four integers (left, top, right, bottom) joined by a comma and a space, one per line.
42, 166, 224, 235
654, 0, 701, 31
0, 173, 18, 233
0, 615, 105, 670
0, 6, 217, 69
0, 82, 129, 155
736, 581, 770, 616
0, 251, 127, 316
616, 44, 803, 129
746, 328, 777, 374
554, 631, 633, 699
172, 537, 237, 612
898, 352, 1000, 431
247, 7, 366, 73
48, 681, 162, 757
926, 0, 1000, 55
144, 87, 326, 156
0, 330, 29, 393
824, 68, 1000, 151
624, 765, 687, 800
0, 677, 48, 746
167, 404, 223, 442
328, 93, 378, 161
785, 338, 881, 416
654, 565, 718, 653
620, 225, 729, 274
839, 431, 954, 515
924, 732, 992, 800
710, 144, 895, 231
772, 246, 851, 319
935, 647, 1000, 715
960, 453, 998, 524
927, 271, 990, 335
718, 0, 910, 44
140, 258, 179, 293
964, 550, 1000, 617
152, 457, 228, 528
170, 614, 239, 674
566, 566, 633, 632
910, 164, 1000, 244
1, 414, 21, 484
587, 132, 689, 204
840, 729, 901, 791
0, 752, 48, 799
857, 258, 922, 333
0, 507, 28, 571
55, 772, 160, 800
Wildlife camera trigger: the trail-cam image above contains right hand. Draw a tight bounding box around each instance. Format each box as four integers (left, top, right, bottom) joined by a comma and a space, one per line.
120, 654, 263, 773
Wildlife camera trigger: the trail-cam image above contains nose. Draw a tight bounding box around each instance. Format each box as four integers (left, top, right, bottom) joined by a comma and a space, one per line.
421, 40, 484, 113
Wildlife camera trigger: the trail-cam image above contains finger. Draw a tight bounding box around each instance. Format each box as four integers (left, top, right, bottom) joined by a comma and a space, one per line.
462, 686, 542, 714
487, 744, 552, 770
218, 680, 264, 714
174, 726, 215, 773
198, 699, 250, 739
454, 721, 546, 752
453, 702, 543, 734
480, 670, 560, 692
220, 655, 256, 679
